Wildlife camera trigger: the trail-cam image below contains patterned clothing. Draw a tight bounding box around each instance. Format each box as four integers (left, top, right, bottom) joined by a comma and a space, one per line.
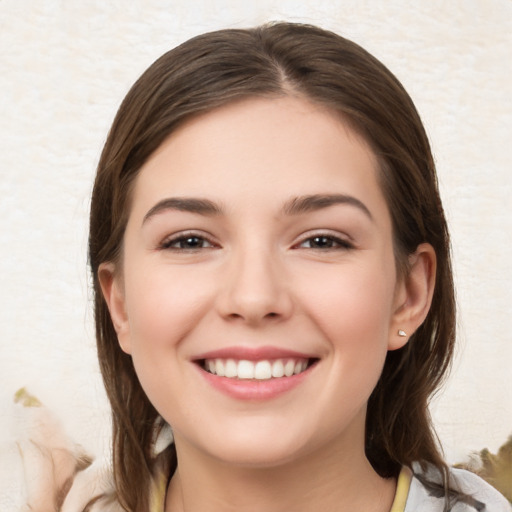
147, 460, 511, 512
392, 463, 511, 512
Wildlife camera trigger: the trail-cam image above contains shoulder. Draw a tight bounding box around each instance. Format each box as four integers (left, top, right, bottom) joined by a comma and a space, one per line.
448, 466, 511, 511
404, 462, 511, 512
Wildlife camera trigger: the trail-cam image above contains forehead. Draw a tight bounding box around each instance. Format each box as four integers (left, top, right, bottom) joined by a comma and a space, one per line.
129, 96, 389, 222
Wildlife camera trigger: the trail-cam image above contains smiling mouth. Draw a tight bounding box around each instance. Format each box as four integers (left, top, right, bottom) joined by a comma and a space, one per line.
200, 358, 317, 380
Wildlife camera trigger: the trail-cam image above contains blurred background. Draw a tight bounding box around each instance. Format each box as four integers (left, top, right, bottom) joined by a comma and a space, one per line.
1, 1, 511, 509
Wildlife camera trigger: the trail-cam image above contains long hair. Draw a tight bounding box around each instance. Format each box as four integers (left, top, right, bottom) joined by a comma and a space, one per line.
88, 22, 455, 511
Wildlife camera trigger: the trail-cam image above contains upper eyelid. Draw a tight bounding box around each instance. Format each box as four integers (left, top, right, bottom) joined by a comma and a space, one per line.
293, 229, 354, 244
159, 230, 219, 248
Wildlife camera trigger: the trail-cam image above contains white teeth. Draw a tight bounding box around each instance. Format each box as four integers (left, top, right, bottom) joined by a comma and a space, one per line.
254, 361, 272, 380
271, 360, 285, 378
225, 359, 238, 378
284, 360, 295, 377
237, 360, 255, 379
215, 359, 225, 377
204, 358, 311, 379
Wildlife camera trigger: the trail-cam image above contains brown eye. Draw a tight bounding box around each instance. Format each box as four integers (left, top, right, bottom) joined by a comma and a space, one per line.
161, 235, 214, 250
180, 236, 207, 249
309, 236, 336, 248
298, 235, 352, 250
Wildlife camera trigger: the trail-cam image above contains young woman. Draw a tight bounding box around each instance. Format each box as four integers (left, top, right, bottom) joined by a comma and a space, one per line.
88, 22, 511, 512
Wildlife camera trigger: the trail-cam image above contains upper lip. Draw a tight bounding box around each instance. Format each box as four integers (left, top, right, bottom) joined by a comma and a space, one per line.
193, 345, 318, 361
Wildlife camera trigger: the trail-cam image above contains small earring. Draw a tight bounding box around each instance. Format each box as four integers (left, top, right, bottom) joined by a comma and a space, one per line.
398, 329, 407, 337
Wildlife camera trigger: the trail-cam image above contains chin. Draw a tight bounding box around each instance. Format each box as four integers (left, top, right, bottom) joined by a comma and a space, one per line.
189, 419, 318, 469
208, 441, 306, 469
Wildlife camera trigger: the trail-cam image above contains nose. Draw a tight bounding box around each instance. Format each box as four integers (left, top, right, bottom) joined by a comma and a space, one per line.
216, 246, 293, 326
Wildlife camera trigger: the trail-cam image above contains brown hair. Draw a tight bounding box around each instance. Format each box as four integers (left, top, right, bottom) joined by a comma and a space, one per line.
89, 22, 455, 511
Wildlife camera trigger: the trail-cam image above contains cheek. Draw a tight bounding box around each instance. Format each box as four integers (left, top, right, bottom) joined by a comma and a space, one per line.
296, 259, 396, 380
300, 264, 395, 412
120, 266, 216, 421
123, 265, 214, 354
299, 261, 395, 334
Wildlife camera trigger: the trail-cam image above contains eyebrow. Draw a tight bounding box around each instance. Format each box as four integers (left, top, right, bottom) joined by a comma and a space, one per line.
143, 197, 223, 224
282, 194, 373, 220
142, 193, 373, 225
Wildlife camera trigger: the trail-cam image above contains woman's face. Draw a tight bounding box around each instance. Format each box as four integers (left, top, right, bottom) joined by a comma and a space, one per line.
102, 96, 412, 468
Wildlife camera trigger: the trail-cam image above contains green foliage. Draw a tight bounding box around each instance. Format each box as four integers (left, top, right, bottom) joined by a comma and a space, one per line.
456, 435, 512, 503
14, 387, 42, 407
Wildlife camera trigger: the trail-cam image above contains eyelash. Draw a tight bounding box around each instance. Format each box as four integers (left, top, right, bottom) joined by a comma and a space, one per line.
159, 231, 353, 252
159, 232, 217, 251
294, 233, 354, 251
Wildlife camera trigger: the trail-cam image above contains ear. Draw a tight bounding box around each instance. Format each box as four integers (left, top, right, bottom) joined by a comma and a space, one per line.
98, 262, 132, 354
388, 243, 436, 351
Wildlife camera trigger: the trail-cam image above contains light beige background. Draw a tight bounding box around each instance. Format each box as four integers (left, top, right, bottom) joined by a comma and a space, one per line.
1, 1, 511, 509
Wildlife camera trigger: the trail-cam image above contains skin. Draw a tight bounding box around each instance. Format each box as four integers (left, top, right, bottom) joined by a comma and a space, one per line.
100, 96, 436, 511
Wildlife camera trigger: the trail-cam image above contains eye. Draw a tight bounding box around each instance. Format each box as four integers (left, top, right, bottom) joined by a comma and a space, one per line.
296, 234, 353, 250
160, 233, 216, 251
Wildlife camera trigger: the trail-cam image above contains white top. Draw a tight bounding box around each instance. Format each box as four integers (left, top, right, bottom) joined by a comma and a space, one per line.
392, 463, 512, 512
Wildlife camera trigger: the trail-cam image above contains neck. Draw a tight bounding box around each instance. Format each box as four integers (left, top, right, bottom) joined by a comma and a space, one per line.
165, 432, 396, 512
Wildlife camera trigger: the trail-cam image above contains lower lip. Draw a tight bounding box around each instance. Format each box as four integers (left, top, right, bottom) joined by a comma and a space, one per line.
197, 365, 314, 400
